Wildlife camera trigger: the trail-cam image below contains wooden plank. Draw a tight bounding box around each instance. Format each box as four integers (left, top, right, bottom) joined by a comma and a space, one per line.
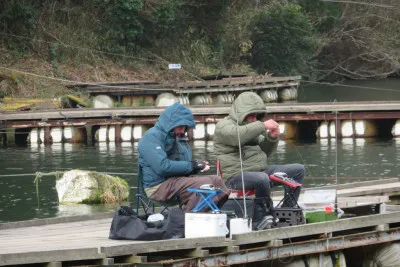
232, 211, 400, 245
0, 212, 114, 230
385, 205, 400, 212
177, 76, 301, 88
0, 248, 104, 266
337, 196, 390, 208
273, 196, 389, 209
3, 102, 400, 121
339, 182, 400, 197
177, 81, 299, 94
304, 178, 399, 191
100, 237, 232, 257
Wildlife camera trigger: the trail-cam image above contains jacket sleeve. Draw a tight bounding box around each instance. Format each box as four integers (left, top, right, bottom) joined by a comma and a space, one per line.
257, 132, 279, 156
138, 133, 192, 177
216, 120, 266, 146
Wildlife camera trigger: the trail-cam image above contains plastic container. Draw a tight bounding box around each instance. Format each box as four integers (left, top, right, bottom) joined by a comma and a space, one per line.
229, 218, 252, 238
304, 207, 338, 223
185, 213, 228, 238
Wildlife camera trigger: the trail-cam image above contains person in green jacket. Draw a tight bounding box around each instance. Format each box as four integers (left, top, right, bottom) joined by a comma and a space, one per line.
214, 91, 305, 230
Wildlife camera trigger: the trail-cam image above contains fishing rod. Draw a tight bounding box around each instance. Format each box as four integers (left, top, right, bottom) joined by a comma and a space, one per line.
234, 95, 248, 219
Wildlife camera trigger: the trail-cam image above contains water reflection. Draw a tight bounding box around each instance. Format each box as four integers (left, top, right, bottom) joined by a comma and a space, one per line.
1, 138, 400, 222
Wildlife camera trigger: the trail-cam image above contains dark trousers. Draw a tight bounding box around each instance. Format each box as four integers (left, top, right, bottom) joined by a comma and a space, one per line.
150, 175, 229, 212
226, 164, 305, 207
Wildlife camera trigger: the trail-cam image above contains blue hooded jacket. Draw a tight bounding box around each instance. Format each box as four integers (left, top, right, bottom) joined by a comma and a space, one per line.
138, 103, 196, 188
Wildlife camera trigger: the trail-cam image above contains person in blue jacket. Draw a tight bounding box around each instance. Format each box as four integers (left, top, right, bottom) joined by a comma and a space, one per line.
138, 102, 229, 212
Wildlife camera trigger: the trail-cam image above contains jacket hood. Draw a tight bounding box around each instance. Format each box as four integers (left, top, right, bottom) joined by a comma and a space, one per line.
155, 102, 195, 133
229, 92, 267, 125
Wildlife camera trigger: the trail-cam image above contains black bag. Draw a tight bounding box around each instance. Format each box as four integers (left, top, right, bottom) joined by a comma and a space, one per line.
221, 198, 254, 218
109, 206, 185, 240
221, 197, 274, 219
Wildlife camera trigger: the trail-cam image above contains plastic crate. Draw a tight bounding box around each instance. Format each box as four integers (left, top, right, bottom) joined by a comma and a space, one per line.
304, 210, 338, 223
273, 207, 305, 227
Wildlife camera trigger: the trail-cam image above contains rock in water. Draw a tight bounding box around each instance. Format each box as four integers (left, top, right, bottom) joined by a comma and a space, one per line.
56, 170, 129, 204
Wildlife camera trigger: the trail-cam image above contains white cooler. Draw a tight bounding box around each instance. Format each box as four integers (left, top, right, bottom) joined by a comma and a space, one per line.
185, 213, 228, 238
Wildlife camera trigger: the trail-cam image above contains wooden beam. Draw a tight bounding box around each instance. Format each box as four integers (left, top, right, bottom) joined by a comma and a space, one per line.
233, 211, 400, 245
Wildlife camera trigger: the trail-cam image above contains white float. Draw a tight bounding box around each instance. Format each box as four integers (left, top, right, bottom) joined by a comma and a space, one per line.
120, 125, 133, 142
95, 126, 108, 142
316, 121, 329, 139
216, 94, 234, 104
329, 121, 336, 138
260, 89, 278, 103
177, 95, 190, 105
28, 128, 40, 144
108, 126, 115, 142
50, 127, 63, 143
64, 126, 86, 143
193, 123, 206, 139
190, 95, 212, 105
206, 123, 216, 139
391, 119, 400, 137
363, 243, 400, 267
281, 122, 297, 139
155, 93, 178, 107
93, 95, 114, 108
133, 125, 149, 140
341, 120, 354, 138
279, 87, 298, 101
354, 120, 377, 137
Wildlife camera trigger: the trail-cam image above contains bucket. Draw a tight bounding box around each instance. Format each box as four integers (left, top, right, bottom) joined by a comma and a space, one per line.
185, 213, 228, 238
229, 218, 252, 238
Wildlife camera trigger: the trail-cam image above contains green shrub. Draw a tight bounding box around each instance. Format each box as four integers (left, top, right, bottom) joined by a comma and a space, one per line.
250, 4, 319, 76
99, 0, 144, 54
0, 2, 39, 50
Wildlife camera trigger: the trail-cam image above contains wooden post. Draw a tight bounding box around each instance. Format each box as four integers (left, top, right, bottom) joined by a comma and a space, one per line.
0, 121, 6, 146
0, 132, 5, 146
43, 127, 52, 145
335, 114, 342, 138
115, 124, 121, 143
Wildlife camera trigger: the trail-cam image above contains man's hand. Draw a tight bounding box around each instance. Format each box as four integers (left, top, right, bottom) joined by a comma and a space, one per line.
264, 119, 280, 138
192, 160, 210, 173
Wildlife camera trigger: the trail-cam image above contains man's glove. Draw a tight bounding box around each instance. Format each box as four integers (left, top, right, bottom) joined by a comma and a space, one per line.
192, 160, 206, 173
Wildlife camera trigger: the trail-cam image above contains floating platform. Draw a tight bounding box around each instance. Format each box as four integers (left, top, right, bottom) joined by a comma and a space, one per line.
1, 179, 400, 266
69, 75, 301, 107
2, 101, 400, 145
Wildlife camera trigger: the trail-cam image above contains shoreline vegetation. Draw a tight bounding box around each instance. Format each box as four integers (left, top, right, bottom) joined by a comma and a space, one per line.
0, 1, 399, 102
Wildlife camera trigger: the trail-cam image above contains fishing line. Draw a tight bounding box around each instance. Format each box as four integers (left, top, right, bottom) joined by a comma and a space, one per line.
234, 95, 248, 219
0, 66, 174, 91
0, 32, 164, 63
334, 101, 339, 214
0, 171, 134, 178
302, 80, 400, 93
0, 31, 206, 83
320, 0, 393, 8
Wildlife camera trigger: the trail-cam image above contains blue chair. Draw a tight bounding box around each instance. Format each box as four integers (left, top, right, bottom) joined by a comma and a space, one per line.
135, 164, 182, 215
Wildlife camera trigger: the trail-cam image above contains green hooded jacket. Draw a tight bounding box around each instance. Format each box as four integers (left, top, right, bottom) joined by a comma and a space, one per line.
214, 92, 279, 180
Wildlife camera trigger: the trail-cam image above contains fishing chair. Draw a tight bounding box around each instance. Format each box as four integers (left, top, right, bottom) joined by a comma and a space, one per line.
136, 164, 182, 215
269, 172, 302, 208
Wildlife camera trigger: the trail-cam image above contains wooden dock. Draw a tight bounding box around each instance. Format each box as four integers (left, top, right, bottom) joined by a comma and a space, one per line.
69, 75, 301, 95
1, 178, 400, 266
3, 101, 400, 122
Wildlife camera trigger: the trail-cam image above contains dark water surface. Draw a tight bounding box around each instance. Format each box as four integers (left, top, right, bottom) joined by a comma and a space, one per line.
299, 78, 400, 102
2, 138, 400, 223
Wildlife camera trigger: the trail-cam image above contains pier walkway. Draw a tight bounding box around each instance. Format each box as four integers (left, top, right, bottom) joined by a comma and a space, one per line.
2, 101, 400, 123
2, 178, 400, 266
